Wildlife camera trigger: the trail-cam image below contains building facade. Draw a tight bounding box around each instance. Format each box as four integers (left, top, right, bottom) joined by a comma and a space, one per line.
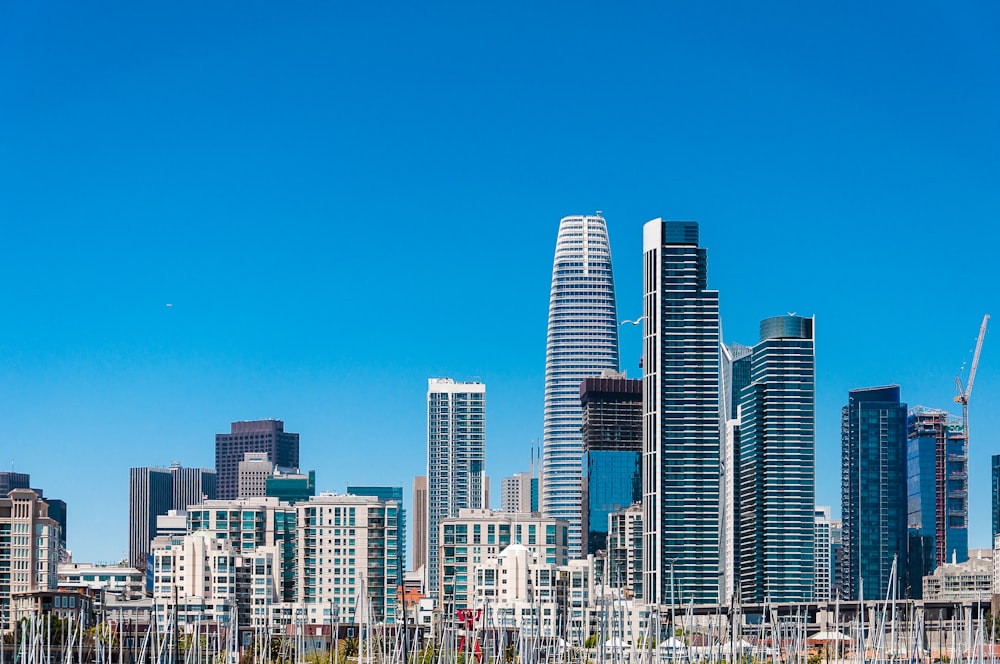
238, 452, 275, 498
215, 420, 299, 500
581, 373, 642, 556
1, 489, 61, 634
438, 509, 569, 611
737, 315, 816, 603
543, 214, 620, 559
426, 378, 486, 601
500, 472, 534, 514
185, 497, 297, 603
814, 506, 832, 601
607, 503, 642, 599
841, 385, 908, 600
994, 456, 1000, 546
906, 407, 969, 596
413, 476, 427, 573
296, 493, 402, 624
128, 464, 217, 569
720, 342, 751, 605
642, 219, 721, 605
346, 485, 406, 576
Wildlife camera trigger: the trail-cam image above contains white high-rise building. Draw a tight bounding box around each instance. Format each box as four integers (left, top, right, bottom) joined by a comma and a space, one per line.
542, 214, 619, 558
814, 506, 833, 601
426, 378, 486, 602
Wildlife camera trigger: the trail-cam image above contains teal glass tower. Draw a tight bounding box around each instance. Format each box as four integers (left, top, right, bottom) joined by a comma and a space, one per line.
737, 315, 815, 603
543, 214, 620, 558
841, 385, 908, 600
905, 407, 968, 596
642, 219, 720, 605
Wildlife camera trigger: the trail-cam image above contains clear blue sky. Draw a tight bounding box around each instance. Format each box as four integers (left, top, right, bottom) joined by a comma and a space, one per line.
1, 2, 997, 564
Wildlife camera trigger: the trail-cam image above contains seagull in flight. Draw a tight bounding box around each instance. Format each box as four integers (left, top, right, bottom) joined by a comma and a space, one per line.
619, 316, 645, 326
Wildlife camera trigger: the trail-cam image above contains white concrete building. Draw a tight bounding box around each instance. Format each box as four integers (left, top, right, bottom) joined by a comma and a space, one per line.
500, 472, 534, 514
814, 506, 832, 601
923, 550, 992, 601
1, 489, 60, 634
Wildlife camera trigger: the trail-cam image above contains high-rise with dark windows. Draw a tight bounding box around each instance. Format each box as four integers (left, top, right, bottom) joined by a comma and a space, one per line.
841, 385, 908, 600
128, 463, 216, 569
581, 372, 641, 555
215, 420, 299, 500
906, 407, 968, 596
993, 455, 1000, 545
737, 315, 816, 603
642, 219, 721, 605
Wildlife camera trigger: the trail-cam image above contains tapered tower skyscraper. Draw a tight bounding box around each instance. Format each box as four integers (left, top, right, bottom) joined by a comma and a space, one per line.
542, 214, 620, 558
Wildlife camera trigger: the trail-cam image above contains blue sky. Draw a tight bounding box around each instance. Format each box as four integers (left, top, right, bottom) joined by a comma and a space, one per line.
1, 2, 998, 564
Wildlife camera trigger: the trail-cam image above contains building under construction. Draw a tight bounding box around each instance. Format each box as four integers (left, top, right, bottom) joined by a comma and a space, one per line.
906, 406, 968, 596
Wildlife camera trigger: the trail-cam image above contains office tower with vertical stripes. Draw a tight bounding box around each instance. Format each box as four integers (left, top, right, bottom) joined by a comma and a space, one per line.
738, 315, 816, 603
841, 385, 908, 600
128, 463, 217, 569
426, 378, 486, 602
542, 214, 620, 559
642, 219, 721, 605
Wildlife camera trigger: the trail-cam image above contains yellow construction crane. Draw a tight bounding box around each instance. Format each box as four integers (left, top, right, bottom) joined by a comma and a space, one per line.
954, 313, 990, 441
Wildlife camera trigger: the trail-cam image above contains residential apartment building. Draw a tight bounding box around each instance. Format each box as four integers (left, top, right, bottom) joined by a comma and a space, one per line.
642, 219, 721, 605
841, 385, 908, 600
426, 378, 486, 602
438, 509, 568, 611
607, 503, 642, 599
297, 493, 403, 624
1, 489, 61, 634
738, 315, 816, 603
814, 507, 832, 601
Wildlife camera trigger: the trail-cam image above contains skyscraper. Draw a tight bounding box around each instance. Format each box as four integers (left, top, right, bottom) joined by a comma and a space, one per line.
426, 378, 486, 601
905, 406, 969, 595
737, 315, 816, 603
720, 342, 751, 604
0, 472, 30, 497
215, 420, 299, 500
542, 214, 620, 558
841, 385, 908, 600
581, 372, 642, 555
993, 456, 1000, 545
642, 219, 721, 605
128, 463, 217, 569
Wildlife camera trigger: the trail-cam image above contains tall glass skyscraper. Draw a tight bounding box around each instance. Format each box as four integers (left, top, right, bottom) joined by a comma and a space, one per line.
542, 214, 619, 558
642, 219, 721, 605
841, 385, 908, 600
737, 315, 815, 603
993, 455, 1000, 545
905, 406, 968, 596
426, 378, 486, 602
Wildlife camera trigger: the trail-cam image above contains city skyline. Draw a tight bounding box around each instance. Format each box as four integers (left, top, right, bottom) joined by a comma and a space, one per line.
1, 3, 997, 566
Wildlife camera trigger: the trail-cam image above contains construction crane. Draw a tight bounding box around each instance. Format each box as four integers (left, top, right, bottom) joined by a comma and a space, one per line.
954, 314, 990, 441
